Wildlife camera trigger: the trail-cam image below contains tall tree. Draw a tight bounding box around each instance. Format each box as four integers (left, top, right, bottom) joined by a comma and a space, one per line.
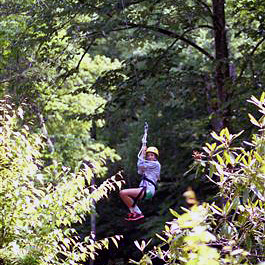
212, 0, 230, 131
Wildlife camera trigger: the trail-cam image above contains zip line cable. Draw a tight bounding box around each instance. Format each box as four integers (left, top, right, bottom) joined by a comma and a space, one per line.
120, 0, 140, 91
120, 2, 153, 160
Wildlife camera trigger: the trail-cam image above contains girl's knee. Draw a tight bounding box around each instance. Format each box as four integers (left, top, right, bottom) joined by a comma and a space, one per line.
119, 189, 126, 197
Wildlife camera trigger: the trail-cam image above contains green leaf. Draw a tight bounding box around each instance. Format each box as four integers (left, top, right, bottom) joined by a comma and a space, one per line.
224, 197, 240, 216
216, 154, 224, 165
209, 163, 215, 178
156, 234, 168, 243
206, 142, 217, 151
254, 151, 263, 163
111, 237, 119, 248
248, 113, 261, 127
209, 204, 222, 216
210, 131, 222, 142
169, 208, 180, 218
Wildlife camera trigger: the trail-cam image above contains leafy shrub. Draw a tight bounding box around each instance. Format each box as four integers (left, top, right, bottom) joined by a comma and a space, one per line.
0, 98, 124, 265
131, 93, 265, 265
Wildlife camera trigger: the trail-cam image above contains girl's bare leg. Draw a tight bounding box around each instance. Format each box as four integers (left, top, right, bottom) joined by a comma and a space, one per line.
119, 188, 144, 208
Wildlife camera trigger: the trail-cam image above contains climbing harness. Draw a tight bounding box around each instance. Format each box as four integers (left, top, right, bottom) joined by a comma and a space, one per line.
132, 177, 157, 207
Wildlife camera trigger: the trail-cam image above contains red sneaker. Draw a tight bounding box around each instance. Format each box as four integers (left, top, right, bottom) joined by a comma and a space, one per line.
125, 212, 144, 221
125, 212, 133, 219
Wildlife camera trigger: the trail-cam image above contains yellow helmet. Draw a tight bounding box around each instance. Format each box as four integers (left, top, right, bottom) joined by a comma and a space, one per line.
146, 146, 159, 157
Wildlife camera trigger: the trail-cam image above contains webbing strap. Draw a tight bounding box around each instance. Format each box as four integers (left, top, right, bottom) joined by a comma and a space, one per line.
142, 176, 157, 189
132, 186, 146, 207
138, 122, 148, 158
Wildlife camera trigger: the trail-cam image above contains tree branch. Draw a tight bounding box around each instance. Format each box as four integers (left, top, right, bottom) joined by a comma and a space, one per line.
75, 38, 96, 71
125, 22, 214, 60
195, 0, 213, 17
250, 35, 265, 56
238, 36, 265, 79
55, 38, 96, 85
105, 1, 213, 59
106, 0, 152, 17
115, 0, 148, 10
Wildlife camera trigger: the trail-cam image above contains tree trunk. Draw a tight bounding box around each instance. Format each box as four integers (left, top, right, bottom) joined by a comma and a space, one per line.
37, 110, 58, 174
90, 172, 96, 265
211, 0, 231, 132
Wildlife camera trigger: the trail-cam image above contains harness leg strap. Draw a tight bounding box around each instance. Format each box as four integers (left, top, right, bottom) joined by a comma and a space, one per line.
132, 186, 146, 207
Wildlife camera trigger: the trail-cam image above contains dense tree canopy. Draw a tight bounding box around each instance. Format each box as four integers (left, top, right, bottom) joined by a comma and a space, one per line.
0, 0, 265, 264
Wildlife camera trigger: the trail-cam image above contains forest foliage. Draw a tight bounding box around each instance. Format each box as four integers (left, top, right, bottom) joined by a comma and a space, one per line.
132, 93, 265, 265
0, 0, 265, 264
0, 99, 124, 264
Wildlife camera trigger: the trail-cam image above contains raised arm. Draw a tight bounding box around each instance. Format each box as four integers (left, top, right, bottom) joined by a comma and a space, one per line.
139, 145, 147, 159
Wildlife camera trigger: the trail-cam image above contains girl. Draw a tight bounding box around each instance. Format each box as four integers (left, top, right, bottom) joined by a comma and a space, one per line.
120, 146, 161, 221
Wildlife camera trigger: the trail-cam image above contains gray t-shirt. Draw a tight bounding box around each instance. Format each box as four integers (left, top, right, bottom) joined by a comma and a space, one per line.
137, 157, 161, 192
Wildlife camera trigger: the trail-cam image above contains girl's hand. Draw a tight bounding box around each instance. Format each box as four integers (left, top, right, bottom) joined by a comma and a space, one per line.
139, 166, 145, 174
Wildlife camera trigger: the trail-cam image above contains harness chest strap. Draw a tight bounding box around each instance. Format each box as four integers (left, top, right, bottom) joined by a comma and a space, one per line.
142, 176, 157, 189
